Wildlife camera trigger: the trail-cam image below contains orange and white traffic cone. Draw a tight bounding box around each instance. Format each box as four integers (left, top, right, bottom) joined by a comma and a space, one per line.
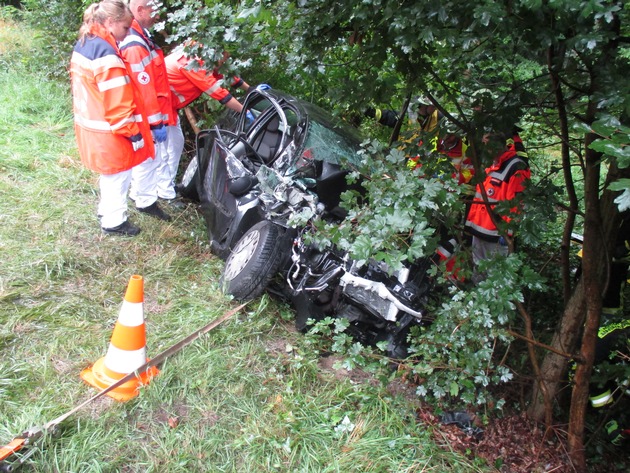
80, 274, 159, 402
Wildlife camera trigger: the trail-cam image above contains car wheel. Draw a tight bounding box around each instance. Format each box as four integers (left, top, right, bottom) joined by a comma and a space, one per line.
221, 220, 285, 301
178, 156, 199, 201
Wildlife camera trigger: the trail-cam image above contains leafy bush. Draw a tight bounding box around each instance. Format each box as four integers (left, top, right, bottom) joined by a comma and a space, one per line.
19, 0, 84, 79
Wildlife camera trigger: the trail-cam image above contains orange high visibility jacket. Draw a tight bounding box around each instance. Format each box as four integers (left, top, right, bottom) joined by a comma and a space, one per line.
119, 20, 172, 127
465, 136, 530, 242
70, 24, 154, 175
165, 47, 235, 118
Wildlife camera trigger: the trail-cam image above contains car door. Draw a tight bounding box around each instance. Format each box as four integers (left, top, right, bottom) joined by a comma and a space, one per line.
199, 92, 290, 257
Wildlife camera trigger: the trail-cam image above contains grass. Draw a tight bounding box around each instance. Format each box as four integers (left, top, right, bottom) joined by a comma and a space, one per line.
0, 18, 490, 473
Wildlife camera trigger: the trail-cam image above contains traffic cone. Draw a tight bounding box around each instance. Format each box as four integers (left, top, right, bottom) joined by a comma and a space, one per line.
81, 275, 159, 401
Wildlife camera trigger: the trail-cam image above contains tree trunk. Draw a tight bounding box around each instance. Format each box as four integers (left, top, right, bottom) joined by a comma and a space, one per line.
566, 132, 604, 471
546, 45, 581, 306
527, 281, 586, 423
529, 20, 625, 466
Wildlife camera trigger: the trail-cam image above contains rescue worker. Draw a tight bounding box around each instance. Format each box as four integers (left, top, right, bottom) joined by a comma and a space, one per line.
70, 0, 154, 236
464, 131, 530, 282
414, 96, 443, 134
158, 44, 252, 202
118, 0, 172, 220
438, 129, 475, 186
405, 97, 475, 185
587, 211, 630, 445
589, 319, 630, 445
364, 106, 399, 128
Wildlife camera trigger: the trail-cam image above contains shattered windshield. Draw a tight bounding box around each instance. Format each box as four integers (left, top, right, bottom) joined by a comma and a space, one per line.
301, 105, 362, 167
302, 122, 361, 166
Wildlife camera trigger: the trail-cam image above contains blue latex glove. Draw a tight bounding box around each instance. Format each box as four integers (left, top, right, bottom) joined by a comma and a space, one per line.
256, 83, 271, 91
498, 236, 507, 246
128, 133, 145, 152
246, 110, 255, 124
151, 124, 168, 143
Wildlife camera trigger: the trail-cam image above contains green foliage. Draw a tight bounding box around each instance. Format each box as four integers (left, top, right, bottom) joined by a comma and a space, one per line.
19, 0, 86, 79
587, 115, 630, 210
11, 0, 630, 444
314, 140, 467, 270
161, 0, 629, 415
0, 25, 490, 471
410, 254, 545, 406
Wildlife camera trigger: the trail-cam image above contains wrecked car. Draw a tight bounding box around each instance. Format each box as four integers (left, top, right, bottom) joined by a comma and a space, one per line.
179, 89, 433, 357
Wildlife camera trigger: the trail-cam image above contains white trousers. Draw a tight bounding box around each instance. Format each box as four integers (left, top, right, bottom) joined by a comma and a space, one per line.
98, 170, 132, 229
156, 118, 185, 200
130, 154, 159, 208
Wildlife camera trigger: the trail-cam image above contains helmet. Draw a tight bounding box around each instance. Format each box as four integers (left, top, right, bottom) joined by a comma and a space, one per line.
443, 120, 462, 136
415, 96, 433, 106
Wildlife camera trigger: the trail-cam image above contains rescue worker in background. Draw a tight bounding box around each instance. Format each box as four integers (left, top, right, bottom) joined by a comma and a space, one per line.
364, 106, 399, 128
365, 96, 475, 277
438, 127, 475, 185
118, 0, 173, 221
588, 318, 630, 445
587, 211, 630, 445
404, 97, 475, 185
70, 0, 154, 237
158, 44, 254, 203
412, 95, 444, 134
464, 130, 530, 283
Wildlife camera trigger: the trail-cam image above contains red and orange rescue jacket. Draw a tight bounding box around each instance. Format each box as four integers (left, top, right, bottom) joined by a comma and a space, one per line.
438, 136, 475, 185
165, 47, 236, 119
70, 24, 153, 175
119, 20, 172, 127
405, 110, 475, 185
465, 135, 530, 242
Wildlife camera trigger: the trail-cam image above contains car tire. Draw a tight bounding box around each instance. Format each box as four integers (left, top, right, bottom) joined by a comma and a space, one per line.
178, 156, 199, 201
221, 220, 285, 301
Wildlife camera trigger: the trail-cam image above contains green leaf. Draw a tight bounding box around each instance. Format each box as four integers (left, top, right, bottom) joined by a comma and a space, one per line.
589, 140, 630, 166
237, 5, 261, 19
609, 179, 630, 192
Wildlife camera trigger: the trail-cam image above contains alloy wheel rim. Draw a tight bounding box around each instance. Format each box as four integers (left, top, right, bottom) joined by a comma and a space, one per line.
182, 157, 198, 185
224, 229, 261, 281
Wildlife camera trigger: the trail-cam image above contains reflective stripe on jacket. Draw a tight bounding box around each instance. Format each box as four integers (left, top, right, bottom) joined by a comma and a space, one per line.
165, 48, 233, 118
70, 24, 153, 175
119, 20, 172, 126
465, 141, 530, 242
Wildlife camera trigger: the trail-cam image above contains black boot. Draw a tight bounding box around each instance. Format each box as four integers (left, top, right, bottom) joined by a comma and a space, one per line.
102, 220, 141, 236
159, 196, 187, 210
137, 202, 172, 221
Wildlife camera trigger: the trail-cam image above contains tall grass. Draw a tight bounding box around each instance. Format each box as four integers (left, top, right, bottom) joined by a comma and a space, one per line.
0, 18, 490, 472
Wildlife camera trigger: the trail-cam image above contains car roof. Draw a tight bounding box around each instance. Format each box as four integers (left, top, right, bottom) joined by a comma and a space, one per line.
255, 89, 363, 146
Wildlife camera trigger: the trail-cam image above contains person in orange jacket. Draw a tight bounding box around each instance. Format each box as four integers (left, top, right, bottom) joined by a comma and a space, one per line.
157, 45, 252, 201
464, 131, 530, 282
70, 0, 154, 236
118, 0, 172, 221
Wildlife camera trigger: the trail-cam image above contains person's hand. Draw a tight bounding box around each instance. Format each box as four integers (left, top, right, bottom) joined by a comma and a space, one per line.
128, 133, 145, 152
151, 124, 167, 143
246, 110, 255, 124
256, 83, 271, 91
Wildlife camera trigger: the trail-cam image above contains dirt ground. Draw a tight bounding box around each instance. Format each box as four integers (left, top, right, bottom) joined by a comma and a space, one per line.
317, 354, 629, 473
